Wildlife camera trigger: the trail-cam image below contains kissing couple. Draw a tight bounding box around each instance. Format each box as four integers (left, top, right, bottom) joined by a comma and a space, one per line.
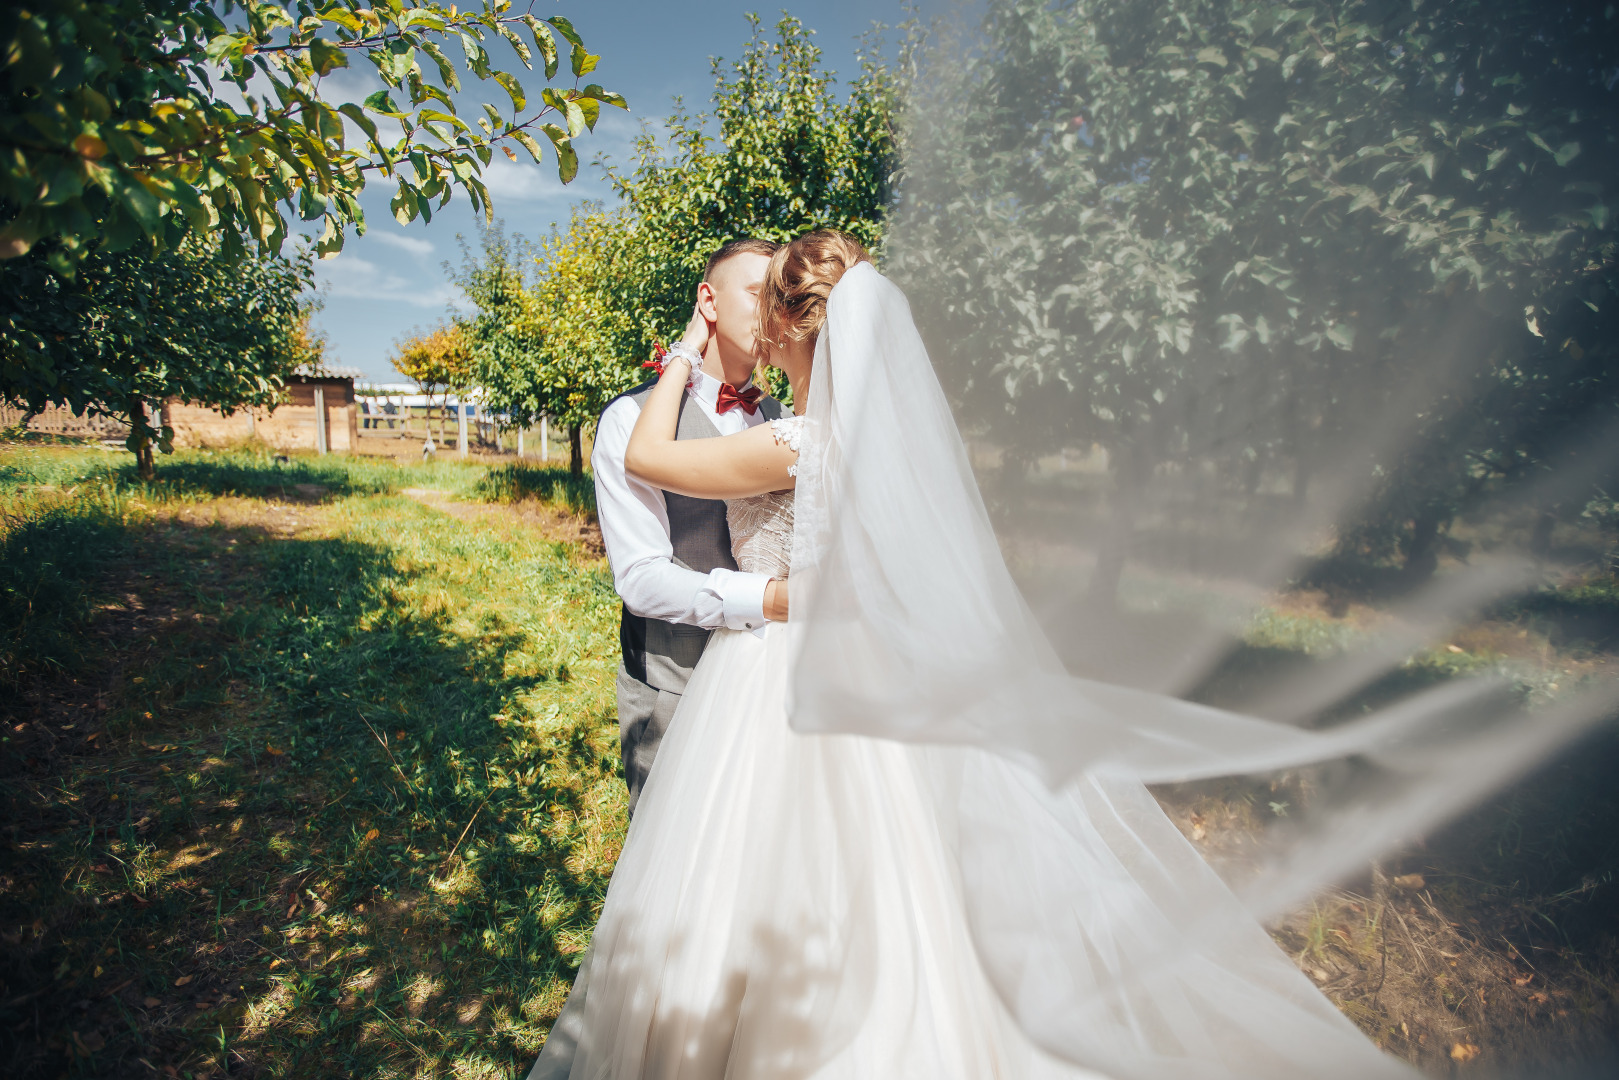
529, 232, 1422, 1079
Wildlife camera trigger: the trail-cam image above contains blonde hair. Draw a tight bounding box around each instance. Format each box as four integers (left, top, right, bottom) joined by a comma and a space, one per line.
755, 230, 871, 354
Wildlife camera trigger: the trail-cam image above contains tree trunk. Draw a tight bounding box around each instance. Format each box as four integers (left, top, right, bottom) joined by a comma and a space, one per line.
1402, 507, 1443, 582
129, 392, 155, 481
1087, 442, 1146, 611
1529, 504, 1558, 560
568, 425, 584, 478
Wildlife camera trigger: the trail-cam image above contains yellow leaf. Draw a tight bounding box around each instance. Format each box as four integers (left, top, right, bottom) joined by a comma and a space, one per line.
1450, 1042, 1480, 1063
266, 744, 285, 756
1392, 873, 1426, 890
73, 134, 108, 159
174, 975, 192, 986
364, 828, 380, 841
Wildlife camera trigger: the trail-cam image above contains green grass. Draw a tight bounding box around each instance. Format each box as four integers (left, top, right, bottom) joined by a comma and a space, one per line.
4, 443, 1616, 1077
1, 445, 621, 1079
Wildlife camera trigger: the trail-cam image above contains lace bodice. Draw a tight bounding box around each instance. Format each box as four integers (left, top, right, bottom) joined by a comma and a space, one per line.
726, 417, 805, 579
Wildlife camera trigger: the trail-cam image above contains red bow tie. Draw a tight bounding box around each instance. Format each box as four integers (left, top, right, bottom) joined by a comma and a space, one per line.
716, 382, 763, 416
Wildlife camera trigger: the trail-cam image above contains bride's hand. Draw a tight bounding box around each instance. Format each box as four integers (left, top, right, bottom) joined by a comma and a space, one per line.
677, 302, 710, 357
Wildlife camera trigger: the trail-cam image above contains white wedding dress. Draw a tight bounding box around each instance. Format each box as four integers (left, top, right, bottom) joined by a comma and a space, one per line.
521, 264, 1617, 1078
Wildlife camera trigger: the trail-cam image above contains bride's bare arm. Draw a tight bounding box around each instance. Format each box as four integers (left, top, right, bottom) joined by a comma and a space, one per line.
625, 355, 798, 499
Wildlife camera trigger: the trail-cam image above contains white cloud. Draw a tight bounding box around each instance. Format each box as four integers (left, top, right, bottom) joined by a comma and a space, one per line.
479, 156, 569, 202
369, 231, 436, 257
312, 253, 469, 310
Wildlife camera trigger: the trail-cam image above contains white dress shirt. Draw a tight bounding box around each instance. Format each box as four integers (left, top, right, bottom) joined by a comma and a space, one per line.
593, 366, 773, 632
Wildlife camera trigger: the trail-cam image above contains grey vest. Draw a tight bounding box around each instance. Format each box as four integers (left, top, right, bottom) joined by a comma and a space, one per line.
612, 379, 782, 694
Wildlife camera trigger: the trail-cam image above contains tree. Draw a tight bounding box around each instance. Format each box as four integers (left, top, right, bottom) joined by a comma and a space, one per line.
605, 13, 904, 362
0, 0, 626, 272
1, 0, 625, 475
459, 210, 640, 476
0, 233, 311, 478
458, 13, 906, 474
390, 320, 472, 442
888, 0, 1619, 600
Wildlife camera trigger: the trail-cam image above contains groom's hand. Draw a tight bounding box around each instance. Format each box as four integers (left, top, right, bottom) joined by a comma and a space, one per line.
764, 578, 789, 622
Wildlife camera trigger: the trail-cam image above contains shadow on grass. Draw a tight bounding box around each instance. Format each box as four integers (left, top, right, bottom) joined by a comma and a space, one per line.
1, 495, 622, 1078
475, 465, 596, 519
1504, 578, 1619, 654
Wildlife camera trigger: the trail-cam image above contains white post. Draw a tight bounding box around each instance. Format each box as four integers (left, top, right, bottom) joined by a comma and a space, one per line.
541, 416, 549, 462
517, 427, 525, 458
457, 399, 469, 456
313, 386, 328, 455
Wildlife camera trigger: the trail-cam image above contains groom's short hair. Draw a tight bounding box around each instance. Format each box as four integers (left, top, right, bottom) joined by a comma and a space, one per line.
703, 237, 781, 282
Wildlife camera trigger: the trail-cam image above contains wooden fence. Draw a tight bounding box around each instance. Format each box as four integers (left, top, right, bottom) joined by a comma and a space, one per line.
0, 404, 130, 440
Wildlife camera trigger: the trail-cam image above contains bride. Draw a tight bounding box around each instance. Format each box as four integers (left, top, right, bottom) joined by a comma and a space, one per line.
530, 231, 1419, 1079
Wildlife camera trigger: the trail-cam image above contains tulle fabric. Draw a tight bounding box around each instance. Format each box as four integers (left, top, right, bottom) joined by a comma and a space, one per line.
539, 625, 1109, 1080
538, 626, 1413, 1080
535, 265, 1605, 1079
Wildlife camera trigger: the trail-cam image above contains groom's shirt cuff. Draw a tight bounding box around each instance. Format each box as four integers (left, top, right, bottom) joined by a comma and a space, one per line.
712, 568, 770, 631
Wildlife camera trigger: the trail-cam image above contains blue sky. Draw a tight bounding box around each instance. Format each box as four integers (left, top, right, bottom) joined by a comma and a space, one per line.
304, 2, 929, 382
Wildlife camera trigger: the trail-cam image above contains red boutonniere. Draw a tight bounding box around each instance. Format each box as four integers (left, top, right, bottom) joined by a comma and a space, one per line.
643, 342, 668, 375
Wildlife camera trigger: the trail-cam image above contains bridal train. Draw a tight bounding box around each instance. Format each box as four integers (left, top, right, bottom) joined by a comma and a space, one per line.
533, 257, 1421, 1079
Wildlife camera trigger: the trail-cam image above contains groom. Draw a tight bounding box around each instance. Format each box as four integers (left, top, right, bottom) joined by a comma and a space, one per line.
592, 237, 788, 816
523, 239, 788, 1080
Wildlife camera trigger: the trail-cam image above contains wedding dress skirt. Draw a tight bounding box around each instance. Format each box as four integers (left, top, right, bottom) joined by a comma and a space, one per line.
534, 621, 1405, 1080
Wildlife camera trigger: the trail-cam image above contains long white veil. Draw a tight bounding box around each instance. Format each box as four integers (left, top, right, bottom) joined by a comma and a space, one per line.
785, 263, 1615, 1078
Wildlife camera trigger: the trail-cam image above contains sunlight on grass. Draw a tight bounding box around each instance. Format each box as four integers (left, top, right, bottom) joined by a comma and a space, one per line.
2, 443, 619, 1078
4, 441, 1616, 1077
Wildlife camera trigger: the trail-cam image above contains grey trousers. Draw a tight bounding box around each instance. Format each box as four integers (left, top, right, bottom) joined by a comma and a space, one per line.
615, 663, 683, 818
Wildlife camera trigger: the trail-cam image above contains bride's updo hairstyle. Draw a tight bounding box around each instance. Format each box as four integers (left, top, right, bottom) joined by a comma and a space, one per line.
755, 229, 871, 353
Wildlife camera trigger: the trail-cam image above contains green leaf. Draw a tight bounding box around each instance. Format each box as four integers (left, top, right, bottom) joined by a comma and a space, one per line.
391, 183, 420, 224
494, 72, 526, 113
320, 9, 364, 34
317, 213, 344, 258
1553, 141, 1581, 167
542, 124, 577, 182
509, 128, 545, 164
420, 40, 461, 93
581, 84, 629, 110
338, 102, 381, 148
563, 100, 586, 138
546, 16, 584, 49
571, 45, 599, 78
364, 90, 407, 118
420, 109, 469, 133
521, 16, 558, 79
497, 25, 532, 69
577, 96, 600, 132
1195, 47, 1227, 67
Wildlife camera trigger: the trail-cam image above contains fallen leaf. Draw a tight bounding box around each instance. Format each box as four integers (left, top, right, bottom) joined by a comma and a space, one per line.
173, 975, 192, 987
144, 997, 161, 1007
364, 829, 380, 842
1513, 973, 1533, 986
265, 744, 285, 756
1450, 1042, 1481, 1063
1530, 991, 1549, 1003
1446, 644, 1465, 654
1391, 873, 1426, 890
93, 965, 103, 977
